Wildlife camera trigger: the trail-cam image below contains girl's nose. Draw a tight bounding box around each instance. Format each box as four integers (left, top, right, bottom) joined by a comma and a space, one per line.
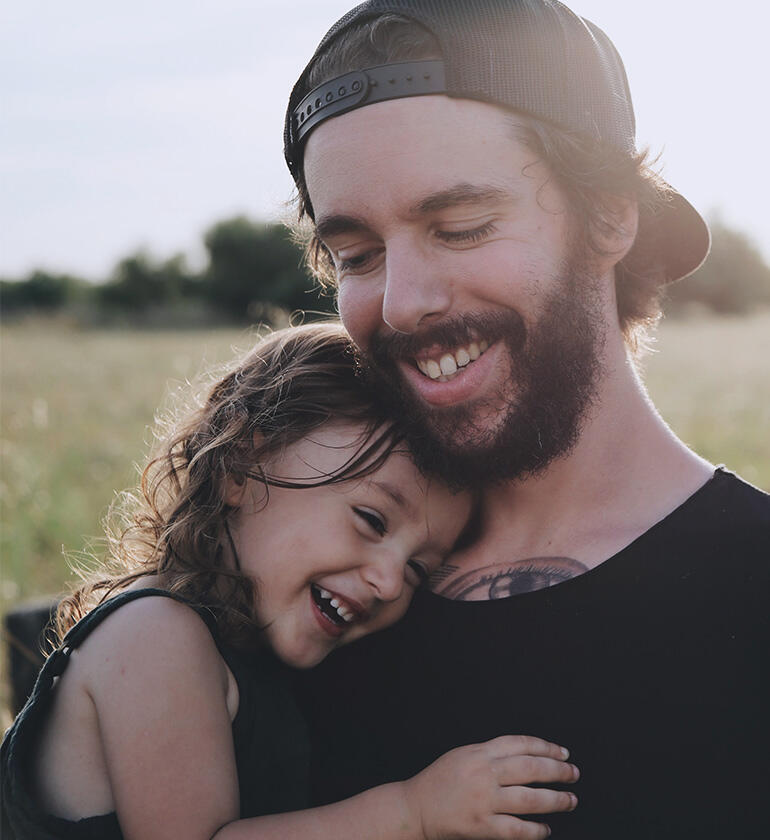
381, 241, 452, 334
361, 550, 406, 603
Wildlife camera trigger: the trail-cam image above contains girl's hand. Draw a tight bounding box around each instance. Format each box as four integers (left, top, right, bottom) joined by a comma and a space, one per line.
401, 735, 579, 840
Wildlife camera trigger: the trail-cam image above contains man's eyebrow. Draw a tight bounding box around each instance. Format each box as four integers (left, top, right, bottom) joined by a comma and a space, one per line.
315, 184, 513, 241
371, 479, 416, 517
412, 183, 512, 215
315, 214, 373, 241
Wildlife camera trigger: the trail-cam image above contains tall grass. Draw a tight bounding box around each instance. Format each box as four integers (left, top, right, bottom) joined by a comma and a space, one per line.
1, 323, 257, 607
2, 312, 769, 720
643, 312, 770, 490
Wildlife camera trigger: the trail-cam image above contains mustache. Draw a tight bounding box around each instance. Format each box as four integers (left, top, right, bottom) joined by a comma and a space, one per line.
370, 311, 527, 364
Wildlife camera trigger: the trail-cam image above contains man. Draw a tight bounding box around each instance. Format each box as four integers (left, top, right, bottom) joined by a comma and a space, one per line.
283, 1, 770, 836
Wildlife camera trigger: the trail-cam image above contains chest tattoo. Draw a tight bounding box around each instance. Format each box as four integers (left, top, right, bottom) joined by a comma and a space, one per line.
428, 563, 461, 586
434, 556, 589, 600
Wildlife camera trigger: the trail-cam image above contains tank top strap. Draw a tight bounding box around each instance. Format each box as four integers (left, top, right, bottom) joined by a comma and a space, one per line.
41, 588, 219, 690
1, 589, 225, 840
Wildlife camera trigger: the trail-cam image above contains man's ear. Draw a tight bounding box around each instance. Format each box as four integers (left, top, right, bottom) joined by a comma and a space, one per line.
593, 195, 639, 269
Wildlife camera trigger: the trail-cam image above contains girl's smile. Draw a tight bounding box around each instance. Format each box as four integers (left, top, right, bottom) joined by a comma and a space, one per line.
226, 421, 471, 668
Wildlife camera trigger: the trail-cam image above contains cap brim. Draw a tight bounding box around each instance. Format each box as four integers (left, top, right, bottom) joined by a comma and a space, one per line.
633, 186, 711, 284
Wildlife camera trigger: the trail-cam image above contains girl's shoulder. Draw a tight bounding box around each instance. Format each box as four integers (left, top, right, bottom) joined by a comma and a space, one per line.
22, 589, 245, 834
28, 589, 240, 827
71, 589, 235, 713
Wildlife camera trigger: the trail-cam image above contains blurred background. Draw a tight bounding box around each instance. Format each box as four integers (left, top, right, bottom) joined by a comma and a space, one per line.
2, 0, 769, 720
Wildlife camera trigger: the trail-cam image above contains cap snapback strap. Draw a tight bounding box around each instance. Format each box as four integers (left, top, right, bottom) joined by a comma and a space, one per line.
293, 59, 446, 145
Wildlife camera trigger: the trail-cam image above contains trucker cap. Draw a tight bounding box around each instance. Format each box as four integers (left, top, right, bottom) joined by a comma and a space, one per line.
285, 0, 710, 284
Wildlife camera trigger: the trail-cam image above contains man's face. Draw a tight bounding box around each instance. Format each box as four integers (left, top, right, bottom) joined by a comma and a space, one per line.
303, 96, 608, 485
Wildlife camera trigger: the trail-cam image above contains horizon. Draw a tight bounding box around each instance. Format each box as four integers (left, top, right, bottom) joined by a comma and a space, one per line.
2, 0, 768, 280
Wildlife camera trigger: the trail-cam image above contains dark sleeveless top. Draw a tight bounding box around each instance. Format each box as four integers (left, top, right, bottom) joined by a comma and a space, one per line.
1, 589, 310, 839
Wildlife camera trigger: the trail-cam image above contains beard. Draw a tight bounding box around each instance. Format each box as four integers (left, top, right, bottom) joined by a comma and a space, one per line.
363, 265, 607, 489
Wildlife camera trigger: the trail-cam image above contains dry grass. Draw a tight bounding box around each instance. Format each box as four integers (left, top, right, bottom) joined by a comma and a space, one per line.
2, 312, 768, 722
643, 311, 770, 490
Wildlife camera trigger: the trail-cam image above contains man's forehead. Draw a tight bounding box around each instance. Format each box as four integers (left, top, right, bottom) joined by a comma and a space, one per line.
303, 96, 533, 218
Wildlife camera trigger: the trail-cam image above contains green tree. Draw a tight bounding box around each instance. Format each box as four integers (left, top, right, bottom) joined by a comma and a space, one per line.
203, 217, 334, 321
0, 271, 85, 313
665, 216, 770, 315
97, 252, 202, 312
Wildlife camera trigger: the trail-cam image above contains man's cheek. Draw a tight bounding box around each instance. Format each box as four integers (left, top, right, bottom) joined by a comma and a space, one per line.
338, 283, 381, 350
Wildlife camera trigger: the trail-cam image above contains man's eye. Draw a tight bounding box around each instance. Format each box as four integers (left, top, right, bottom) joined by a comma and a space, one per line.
406, 559, 429, 587
435, 221, 497, 245
336, 247, 384, 274
353, 507, 387, 536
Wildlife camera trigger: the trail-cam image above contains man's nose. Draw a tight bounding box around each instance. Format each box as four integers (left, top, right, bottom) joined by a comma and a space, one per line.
362, 550, 406, 603
381, 239, 452, 334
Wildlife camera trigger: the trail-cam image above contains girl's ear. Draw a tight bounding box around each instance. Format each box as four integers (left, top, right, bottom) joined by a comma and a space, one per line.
225, 474, 248, 507
226, 434, 266, 508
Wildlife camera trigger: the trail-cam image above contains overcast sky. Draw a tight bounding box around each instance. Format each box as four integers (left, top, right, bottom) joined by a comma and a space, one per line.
2, 0, 768, 279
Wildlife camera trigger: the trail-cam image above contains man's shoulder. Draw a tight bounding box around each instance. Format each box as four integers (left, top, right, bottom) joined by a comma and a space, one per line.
702, 467, 770, 522
658, 466, 770, 558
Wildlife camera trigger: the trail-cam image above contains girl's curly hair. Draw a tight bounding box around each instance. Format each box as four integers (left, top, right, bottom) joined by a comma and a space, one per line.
54, 322, 403, 649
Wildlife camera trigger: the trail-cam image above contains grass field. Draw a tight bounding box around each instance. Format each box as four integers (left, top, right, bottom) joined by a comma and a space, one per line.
2, 312, 769, 719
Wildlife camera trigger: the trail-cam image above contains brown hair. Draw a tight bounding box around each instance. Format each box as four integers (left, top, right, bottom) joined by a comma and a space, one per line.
291, 14, 670, 352
55, 322, 403, 649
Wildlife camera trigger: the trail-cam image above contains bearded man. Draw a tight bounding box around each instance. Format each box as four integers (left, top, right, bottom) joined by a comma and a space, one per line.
283, 2, 770, 836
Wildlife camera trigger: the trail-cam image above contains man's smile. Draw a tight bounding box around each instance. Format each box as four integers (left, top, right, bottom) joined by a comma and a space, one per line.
398, 338, 505, 407
413, 338, 490, 381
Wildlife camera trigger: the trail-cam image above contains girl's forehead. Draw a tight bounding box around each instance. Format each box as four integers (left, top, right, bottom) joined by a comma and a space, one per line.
269, 422, 471, 536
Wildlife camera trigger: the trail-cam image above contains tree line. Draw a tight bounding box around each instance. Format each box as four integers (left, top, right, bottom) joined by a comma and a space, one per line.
2, 214, 769, 323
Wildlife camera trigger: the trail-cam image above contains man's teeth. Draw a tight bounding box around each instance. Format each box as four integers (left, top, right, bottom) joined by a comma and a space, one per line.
416, 340, 489, 381
439, 355, 456, 375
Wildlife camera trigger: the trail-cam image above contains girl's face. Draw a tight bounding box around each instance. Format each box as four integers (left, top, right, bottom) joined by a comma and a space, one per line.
227, 422, 472, 668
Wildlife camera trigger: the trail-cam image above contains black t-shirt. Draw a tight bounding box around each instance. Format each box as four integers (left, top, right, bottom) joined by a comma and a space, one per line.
299, 469, 770, 838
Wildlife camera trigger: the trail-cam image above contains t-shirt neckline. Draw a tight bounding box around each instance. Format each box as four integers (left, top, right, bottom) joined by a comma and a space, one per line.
419, 466, 729, 606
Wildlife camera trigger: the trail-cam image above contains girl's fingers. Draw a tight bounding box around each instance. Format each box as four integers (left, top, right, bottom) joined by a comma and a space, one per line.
483, 735, 571, 760
487, 814, 553, 840
496, 785, 578, 816
494, 754, 580, 786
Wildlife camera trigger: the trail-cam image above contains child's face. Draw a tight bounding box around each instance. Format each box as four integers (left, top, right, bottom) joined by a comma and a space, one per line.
227, 422, 472, 668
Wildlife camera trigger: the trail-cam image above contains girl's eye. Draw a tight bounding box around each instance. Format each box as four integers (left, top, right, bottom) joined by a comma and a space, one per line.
354, 507, 386, 536
406, 559, 429, 587
435, 220, 497, 245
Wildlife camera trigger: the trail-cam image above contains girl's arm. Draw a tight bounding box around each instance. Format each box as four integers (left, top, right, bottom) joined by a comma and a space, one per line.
85, 599, 576, 840
215, 736, 578, 840
83, 597, 241, 839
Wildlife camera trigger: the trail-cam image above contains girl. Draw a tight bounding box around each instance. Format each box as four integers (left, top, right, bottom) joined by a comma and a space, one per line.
2, 323, 578, 840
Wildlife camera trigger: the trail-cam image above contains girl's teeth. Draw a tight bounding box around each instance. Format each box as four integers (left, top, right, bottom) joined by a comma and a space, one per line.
316, 586, 356, 623
468, 342, 480, 360
439, 354, 457, 375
